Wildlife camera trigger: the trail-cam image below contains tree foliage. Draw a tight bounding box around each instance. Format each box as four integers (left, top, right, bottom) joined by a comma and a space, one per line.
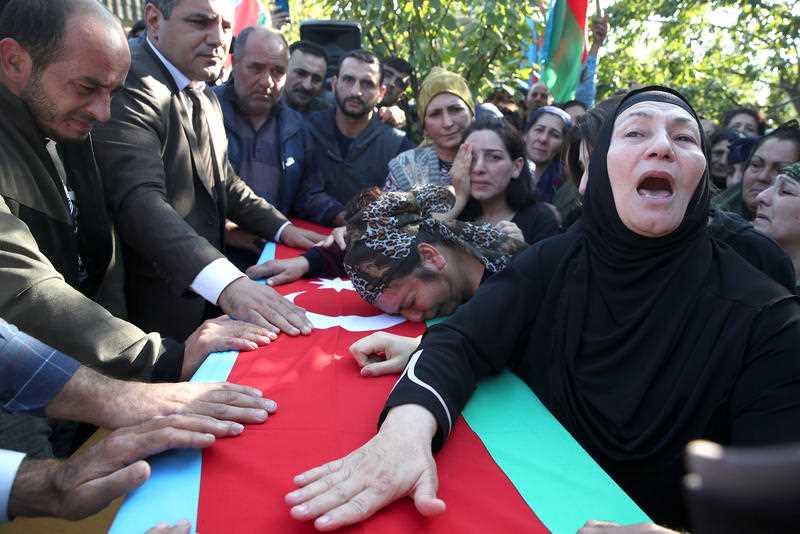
288, 0, 797, 126
599, 0, 799, 125
319, 0, 535, 101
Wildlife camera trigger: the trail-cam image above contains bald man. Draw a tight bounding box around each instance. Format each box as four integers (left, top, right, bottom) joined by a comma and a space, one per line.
211, 26, 340, 272
526, 81, 552, 112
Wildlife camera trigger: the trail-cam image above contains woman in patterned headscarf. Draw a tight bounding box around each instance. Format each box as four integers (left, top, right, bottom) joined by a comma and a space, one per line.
344, 185, 526, 320
245, 185, 526, 306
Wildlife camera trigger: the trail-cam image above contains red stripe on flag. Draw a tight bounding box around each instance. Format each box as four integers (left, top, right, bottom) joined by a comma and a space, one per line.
234, 0, 262, 36
567, 0, 589, 30
197, 256, 550, 533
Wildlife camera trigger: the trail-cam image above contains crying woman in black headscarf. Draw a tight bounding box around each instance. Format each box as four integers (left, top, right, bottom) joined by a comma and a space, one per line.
284, 88, 800, 532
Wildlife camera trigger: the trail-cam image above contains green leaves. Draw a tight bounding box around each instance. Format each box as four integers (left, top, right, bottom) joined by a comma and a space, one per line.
295, 0, 796, 124
600, 0, 799, 124
320, 0, 534, 101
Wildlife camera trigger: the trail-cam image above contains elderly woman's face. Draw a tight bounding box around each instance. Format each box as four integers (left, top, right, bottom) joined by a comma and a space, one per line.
424, 93, 473, 153
524, 113, 565, 164
606, 101, 706, 237
754, 173, 800, 253
741, 138, 800, 214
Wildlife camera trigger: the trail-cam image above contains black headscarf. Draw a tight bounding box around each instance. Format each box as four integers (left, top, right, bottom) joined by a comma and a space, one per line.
537, 87, 791, 524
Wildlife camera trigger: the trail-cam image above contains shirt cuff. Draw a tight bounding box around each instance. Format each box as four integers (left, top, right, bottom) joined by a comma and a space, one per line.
274, 221, 292, 243
189, 258, 246, 305
0, 450, 25, 523
0, 321, 80, 416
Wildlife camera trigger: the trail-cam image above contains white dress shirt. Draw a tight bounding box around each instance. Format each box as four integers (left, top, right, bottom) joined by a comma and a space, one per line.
146, 38, 290, 304
0, 450, 25, 522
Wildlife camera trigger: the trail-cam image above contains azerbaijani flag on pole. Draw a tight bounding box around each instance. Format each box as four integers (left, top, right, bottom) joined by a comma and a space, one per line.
231, 0, 271, 35
538, 0, 589, 102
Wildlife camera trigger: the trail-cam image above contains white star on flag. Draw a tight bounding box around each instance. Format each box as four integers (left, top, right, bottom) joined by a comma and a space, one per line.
310, 278, 355, 293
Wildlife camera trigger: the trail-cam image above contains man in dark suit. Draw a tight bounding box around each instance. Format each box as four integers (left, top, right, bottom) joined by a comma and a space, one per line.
93, 0, 320, 341
0, 0, 274, 382
0, 0, 277, 457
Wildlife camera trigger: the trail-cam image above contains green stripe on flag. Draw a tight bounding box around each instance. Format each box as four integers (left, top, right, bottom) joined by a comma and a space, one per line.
542, 0, 586, 102
463, 370, 650, 533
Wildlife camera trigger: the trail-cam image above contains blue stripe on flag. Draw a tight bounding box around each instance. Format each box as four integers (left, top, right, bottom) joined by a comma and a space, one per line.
110, 244, 278, 534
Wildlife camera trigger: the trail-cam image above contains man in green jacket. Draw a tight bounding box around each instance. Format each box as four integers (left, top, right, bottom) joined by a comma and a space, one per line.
0, 0, 273, 455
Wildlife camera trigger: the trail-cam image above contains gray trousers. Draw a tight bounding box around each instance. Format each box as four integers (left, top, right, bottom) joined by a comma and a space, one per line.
0, 410, 82, 458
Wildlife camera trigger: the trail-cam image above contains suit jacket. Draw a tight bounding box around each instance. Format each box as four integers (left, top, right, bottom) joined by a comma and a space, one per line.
93, 40, 289, 339
0, 84, 183, 381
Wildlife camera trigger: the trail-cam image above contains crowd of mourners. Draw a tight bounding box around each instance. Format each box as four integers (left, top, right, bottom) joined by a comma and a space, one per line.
1, 0, 799, 533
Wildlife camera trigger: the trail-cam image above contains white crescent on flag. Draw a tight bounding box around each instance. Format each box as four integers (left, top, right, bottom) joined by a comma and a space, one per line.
285, 278, 407, 332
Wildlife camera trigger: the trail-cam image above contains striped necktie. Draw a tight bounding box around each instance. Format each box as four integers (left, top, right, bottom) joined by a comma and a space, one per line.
184, 85, 217, 195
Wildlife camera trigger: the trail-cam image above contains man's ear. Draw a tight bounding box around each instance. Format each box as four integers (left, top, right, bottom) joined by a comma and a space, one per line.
377, 81, 387, 102
144, 3, 163, 44
418, 242, 447, 272
0, 38, 33, 95
331, 75, 338, 97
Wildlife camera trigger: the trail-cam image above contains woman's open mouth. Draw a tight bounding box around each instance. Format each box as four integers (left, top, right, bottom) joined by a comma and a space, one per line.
637, 175, 674, 199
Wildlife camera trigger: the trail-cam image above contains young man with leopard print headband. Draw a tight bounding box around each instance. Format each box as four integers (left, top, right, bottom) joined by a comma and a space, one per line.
247, 185, 526, 321
343, 185, 526, 321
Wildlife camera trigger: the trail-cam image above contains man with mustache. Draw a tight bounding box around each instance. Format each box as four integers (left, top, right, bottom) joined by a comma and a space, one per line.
212, 27, 341, 268
282, 40, 329, 116
305, 49, 414, 225
93, 0, 322, 341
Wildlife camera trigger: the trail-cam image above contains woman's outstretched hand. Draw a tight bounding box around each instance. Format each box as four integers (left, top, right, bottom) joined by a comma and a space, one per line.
285, 405, 445, 531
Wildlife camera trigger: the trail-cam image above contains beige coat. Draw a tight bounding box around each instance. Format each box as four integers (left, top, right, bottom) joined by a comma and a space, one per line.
0, 84, 183, 380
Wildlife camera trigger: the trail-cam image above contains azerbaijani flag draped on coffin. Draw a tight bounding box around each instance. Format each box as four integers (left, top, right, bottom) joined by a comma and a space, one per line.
110, 221, 648, 534
539, 0, 589, 102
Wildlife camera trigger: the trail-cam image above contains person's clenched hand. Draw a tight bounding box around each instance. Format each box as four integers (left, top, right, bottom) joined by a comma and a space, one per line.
494, 220, 525, 242
349, 332, 421, 377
